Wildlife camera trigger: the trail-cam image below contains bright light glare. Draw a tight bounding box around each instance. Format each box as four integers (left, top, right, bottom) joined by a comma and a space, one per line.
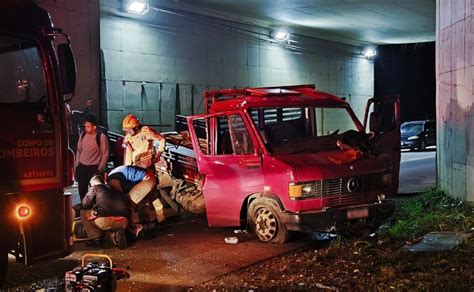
363, 48, 377, 58
16, 205, 31, 220
127, 1, 149, 15
273, 30, 289, 41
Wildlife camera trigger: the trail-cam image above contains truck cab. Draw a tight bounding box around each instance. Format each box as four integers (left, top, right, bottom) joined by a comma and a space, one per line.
182, 85, 399, 243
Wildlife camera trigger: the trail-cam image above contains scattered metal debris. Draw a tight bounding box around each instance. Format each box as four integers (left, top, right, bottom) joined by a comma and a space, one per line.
233, 229, 247, 234
224, 237, 239, 244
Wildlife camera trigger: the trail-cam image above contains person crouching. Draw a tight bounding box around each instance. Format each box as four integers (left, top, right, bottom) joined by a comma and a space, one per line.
80, 175, 138, 249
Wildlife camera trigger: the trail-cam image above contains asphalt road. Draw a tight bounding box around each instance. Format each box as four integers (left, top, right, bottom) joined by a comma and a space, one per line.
398, 148, 437, 194
3, 213, 311, 291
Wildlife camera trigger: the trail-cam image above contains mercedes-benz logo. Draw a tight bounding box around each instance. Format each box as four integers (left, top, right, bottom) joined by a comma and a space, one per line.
347, 177, 360, 193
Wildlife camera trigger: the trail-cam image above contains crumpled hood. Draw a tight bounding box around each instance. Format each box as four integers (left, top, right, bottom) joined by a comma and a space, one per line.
274, 150, 389, 182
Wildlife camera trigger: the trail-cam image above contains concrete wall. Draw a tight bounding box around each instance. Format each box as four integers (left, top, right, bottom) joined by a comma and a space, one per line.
436, 0, 474, 201
100, 6, 375, 133
36, 0, 101, 116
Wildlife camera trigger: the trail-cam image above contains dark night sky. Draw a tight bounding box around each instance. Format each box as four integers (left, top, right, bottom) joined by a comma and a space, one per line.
374, 42, 436, 123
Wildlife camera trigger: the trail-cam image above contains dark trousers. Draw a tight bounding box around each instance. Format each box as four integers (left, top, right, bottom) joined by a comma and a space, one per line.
76, 164, 99, 202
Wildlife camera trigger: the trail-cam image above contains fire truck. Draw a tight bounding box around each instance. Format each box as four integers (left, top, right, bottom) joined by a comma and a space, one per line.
0, 0, 76, 286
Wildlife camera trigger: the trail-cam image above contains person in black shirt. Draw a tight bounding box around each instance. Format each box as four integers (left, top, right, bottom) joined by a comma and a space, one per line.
80, 175, 139, 249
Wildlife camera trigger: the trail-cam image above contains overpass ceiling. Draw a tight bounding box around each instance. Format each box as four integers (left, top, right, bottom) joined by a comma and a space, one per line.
169, 0, 435, 46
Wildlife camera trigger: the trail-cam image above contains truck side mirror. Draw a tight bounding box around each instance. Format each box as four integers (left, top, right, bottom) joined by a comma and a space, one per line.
369, 112, 380, 134
58, 44, 76, 98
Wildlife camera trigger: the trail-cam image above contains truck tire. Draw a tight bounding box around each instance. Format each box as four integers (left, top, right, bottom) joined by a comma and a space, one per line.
0, 250, 7, 289
248, 198, 289, 243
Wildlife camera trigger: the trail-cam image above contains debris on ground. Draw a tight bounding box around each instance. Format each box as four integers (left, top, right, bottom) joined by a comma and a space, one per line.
224, 237, 239, 244
402, 232, 471, 252
234, 229, 247, 234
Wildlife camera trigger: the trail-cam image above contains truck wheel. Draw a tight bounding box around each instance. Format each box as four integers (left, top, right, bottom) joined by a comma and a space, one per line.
0, 251, 7, 289
248, 198, 289, 243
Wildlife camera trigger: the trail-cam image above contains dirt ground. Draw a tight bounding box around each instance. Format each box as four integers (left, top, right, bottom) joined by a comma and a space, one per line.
199, 191, 474, 291
199, 235, 474, 290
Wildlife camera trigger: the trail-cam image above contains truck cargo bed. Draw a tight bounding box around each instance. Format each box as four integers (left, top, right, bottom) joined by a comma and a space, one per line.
159, 115, 204, 183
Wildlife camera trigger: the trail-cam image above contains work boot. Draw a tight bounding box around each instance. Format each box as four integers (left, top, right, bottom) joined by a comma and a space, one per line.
113, 229, 127, 250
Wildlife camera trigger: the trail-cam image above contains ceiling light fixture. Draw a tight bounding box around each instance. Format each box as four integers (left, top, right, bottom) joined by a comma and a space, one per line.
272, 30, 290, 42
127, 1, 149, 15
362, 47, 377, 58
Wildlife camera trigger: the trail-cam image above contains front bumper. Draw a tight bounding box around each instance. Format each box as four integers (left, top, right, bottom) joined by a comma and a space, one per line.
280, 200, 396, 232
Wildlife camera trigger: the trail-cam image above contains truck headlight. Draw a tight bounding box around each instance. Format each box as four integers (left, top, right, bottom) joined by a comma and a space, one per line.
302, 184, 314, 195
289, 182, 320, 199
407, 135, 419, 141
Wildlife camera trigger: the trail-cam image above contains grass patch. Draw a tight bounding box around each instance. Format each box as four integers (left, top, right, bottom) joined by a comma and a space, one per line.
386, 188, 474, 240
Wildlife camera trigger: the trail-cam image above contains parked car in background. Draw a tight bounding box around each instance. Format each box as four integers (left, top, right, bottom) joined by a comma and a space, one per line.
400, 120, 436, 151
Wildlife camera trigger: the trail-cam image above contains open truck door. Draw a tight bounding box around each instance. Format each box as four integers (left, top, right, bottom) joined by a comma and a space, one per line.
363, 96, 401, 196
187, 112, 263, 227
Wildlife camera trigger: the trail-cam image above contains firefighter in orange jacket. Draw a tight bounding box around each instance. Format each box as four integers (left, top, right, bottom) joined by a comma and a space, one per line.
120, 114, 166, 222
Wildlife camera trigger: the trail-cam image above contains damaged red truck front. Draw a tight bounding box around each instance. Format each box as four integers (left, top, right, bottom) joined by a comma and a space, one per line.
158, 84, 400, 243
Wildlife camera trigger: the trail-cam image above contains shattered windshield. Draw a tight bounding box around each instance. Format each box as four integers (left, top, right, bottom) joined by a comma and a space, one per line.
0, 36, 46, 104
249, 106, 360, 154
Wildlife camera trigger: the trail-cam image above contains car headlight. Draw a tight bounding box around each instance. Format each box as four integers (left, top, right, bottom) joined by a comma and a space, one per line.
407, 135, 419, 141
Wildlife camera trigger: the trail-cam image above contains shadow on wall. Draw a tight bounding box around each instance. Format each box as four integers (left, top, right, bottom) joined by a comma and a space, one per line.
438, 68, 474, 201
99, 47, 208, 133
103, 80, 207, 134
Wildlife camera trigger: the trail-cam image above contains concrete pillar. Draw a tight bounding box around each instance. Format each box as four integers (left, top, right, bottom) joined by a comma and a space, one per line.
436, 0, 474, 201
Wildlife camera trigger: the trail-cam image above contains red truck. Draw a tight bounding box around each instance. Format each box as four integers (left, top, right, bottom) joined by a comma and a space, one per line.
0, 0, 77, 286
157, 84, 400, 243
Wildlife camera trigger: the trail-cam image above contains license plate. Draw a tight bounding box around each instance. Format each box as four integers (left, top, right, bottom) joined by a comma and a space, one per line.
347, 207, 369, 219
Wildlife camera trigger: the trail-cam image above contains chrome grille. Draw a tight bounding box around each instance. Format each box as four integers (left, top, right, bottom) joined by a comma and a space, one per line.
322, 177, 350, 196
308, 172, 385, 207
326, 192, 379, 207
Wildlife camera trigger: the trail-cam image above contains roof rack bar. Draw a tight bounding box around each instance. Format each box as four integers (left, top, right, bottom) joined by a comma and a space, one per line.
203, 84, 315, 113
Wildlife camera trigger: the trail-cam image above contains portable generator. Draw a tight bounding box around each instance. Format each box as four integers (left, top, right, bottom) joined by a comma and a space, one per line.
65, 254, 116, 292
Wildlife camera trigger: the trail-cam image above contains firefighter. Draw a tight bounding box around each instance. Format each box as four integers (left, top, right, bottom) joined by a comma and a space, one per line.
121, 114, 166, 222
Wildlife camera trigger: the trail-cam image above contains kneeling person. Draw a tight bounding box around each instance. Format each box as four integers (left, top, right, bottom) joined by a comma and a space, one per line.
81, 175, 131, 249
107, 165, 165, 223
